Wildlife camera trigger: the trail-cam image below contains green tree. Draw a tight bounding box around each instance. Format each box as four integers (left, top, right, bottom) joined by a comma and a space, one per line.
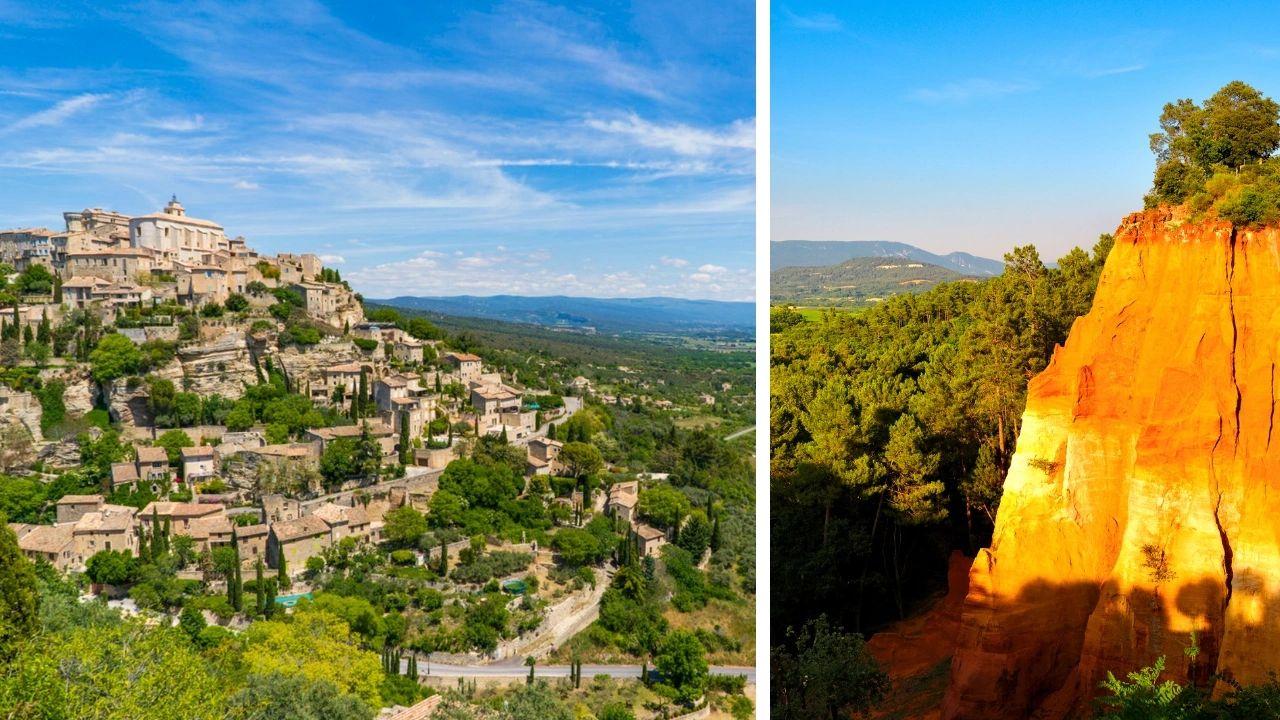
551, 528, 603, 567
772, 615, 888, 720
502, 680, 573, 720
654, 630, 709, 704
383, 505, 428, 547
179, 604, 207, 642
89, 333, 142, 383
84, 549, 139, 586
637, 484, 691, 530
558, 441, 603, 480
0, 520, 38, 660
240, 609, 385, 707
226, 672, 372, 720
155, 429, 195, 467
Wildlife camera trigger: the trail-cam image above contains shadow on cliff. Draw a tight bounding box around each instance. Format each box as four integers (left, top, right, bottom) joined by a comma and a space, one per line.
870, 565, 1280, 720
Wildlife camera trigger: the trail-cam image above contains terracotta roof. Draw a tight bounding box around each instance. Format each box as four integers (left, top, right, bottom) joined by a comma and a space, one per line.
271, 514, 331, 542
379, 376, 408, 388
16, 525, 74, 554
185, 514, 232, 540
324, 363, 365, 374
180, 446, 215, 459
387, 695, 442, 720
635, 524, 665, 541
62, 276, 110, 289
527, 456, 548, 468
445, 352, 481, 363
531, 438, 563, 448
136, 446, 169, 463
140, 501, 223, 519
74, 508, 136, 534
310, 503, 350, 525
236, 523, 269, 538
110, 462, 139, 485
57, 494, 103, 505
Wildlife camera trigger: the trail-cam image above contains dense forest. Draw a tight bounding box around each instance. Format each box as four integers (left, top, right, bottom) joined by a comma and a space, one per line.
770, 235, 1112, 637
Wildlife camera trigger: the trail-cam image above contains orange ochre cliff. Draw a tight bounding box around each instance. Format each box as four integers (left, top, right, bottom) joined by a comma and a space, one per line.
938, 206, 1280, 719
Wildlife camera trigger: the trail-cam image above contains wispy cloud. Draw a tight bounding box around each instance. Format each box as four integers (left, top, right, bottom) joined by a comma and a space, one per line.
4, 92, 108, 133
0, 0, 754, 301
781, 6, 843, 32
1084, 64, 1145, 78
584, 114, 754, 156
908, 78, 1036, 104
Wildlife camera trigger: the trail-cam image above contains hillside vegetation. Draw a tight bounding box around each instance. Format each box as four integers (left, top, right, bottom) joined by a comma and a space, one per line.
770, 257, 971, 308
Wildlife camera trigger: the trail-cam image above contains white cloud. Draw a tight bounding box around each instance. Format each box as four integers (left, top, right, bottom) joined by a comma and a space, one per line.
781, 7, 844, 32
698, 263, 727, 274
317, 254, 345, 264
585, 114, 754, 156
148, 114, 205, 131
660, 256, 689, 267
909, 79, 1035, 104
5, 92, 108, 134
233, 180, 260, 190
689, 272, 713, 283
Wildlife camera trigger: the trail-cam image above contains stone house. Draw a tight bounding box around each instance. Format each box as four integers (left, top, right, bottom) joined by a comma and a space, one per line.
443, 352, 482, 383
139, 501, 224, 534
527, 437, 563, 474
55, 494, 107, 525
72, 504, 138, 558
12, 524, 77, 571
635, 523, 667, 557
267, 514, 332, 572
606, 481, 640, 525
180, 446, 217, 483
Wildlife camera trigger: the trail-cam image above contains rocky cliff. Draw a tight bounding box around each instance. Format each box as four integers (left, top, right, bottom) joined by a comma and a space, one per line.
943, 207, 1280, 718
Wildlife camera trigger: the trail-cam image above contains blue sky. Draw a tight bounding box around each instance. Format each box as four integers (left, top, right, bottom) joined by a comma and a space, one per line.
773, 1, 1280, 262
0, 0, 754, 300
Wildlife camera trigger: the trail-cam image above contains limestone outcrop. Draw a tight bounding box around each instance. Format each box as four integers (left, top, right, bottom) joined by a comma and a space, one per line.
943, 207, 1280, 718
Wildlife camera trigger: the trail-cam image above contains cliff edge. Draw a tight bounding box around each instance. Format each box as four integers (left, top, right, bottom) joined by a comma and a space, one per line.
943, 206, 1280, 718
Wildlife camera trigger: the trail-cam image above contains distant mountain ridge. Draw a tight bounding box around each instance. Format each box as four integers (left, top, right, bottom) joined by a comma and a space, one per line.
372, 295, 754, 336
771, 257, 974, 308
772, 240, 1004, 276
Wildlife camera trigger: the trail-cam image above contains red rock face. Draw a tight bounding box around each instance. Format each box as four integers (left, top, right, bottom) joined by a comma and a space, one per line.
942, 207, 1280, 719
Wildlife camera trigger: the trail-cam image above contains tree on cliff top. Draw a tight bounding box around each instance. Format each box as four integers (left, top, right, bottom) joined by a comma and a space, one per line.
1148, 81, 1280, 206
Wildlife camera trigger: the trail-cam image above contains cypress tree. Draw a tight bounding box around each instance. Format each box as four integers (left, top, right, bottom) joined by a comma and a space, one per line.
399, 411, 411, 464
52, 276, 62, 304
546, 422, 557, 440
276, 543, 287, 586
357, 369, 368, 418
264, 579, 276, 619
255, 559, 265, 615
439, 541, 448, 576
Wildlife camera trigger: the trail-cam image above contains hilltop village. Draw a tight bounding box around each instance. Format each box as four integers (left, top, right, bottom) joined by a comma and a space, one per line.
0, 200, 756, 719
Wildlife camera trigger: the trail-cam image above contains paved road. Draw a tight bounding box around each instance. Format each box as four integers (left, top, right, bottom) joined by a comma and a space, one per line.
404, 659, 755, 684
724, 425, 755, 441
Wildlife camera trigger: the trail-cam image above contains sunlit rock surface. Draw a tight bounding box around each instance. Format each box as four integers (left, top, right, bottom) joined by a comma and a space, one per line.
943, 207, 1280, 719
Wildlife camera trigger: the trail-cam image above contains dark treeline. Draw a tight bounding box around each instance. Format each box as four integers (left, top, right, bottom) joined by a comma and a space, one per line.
770, 236, 1113, 638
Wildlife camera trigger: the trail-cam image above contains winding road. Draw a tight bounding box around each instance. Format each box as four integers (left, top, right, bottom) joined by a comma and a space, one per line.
723, 425, 755, 441
403, 659, 756, 684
